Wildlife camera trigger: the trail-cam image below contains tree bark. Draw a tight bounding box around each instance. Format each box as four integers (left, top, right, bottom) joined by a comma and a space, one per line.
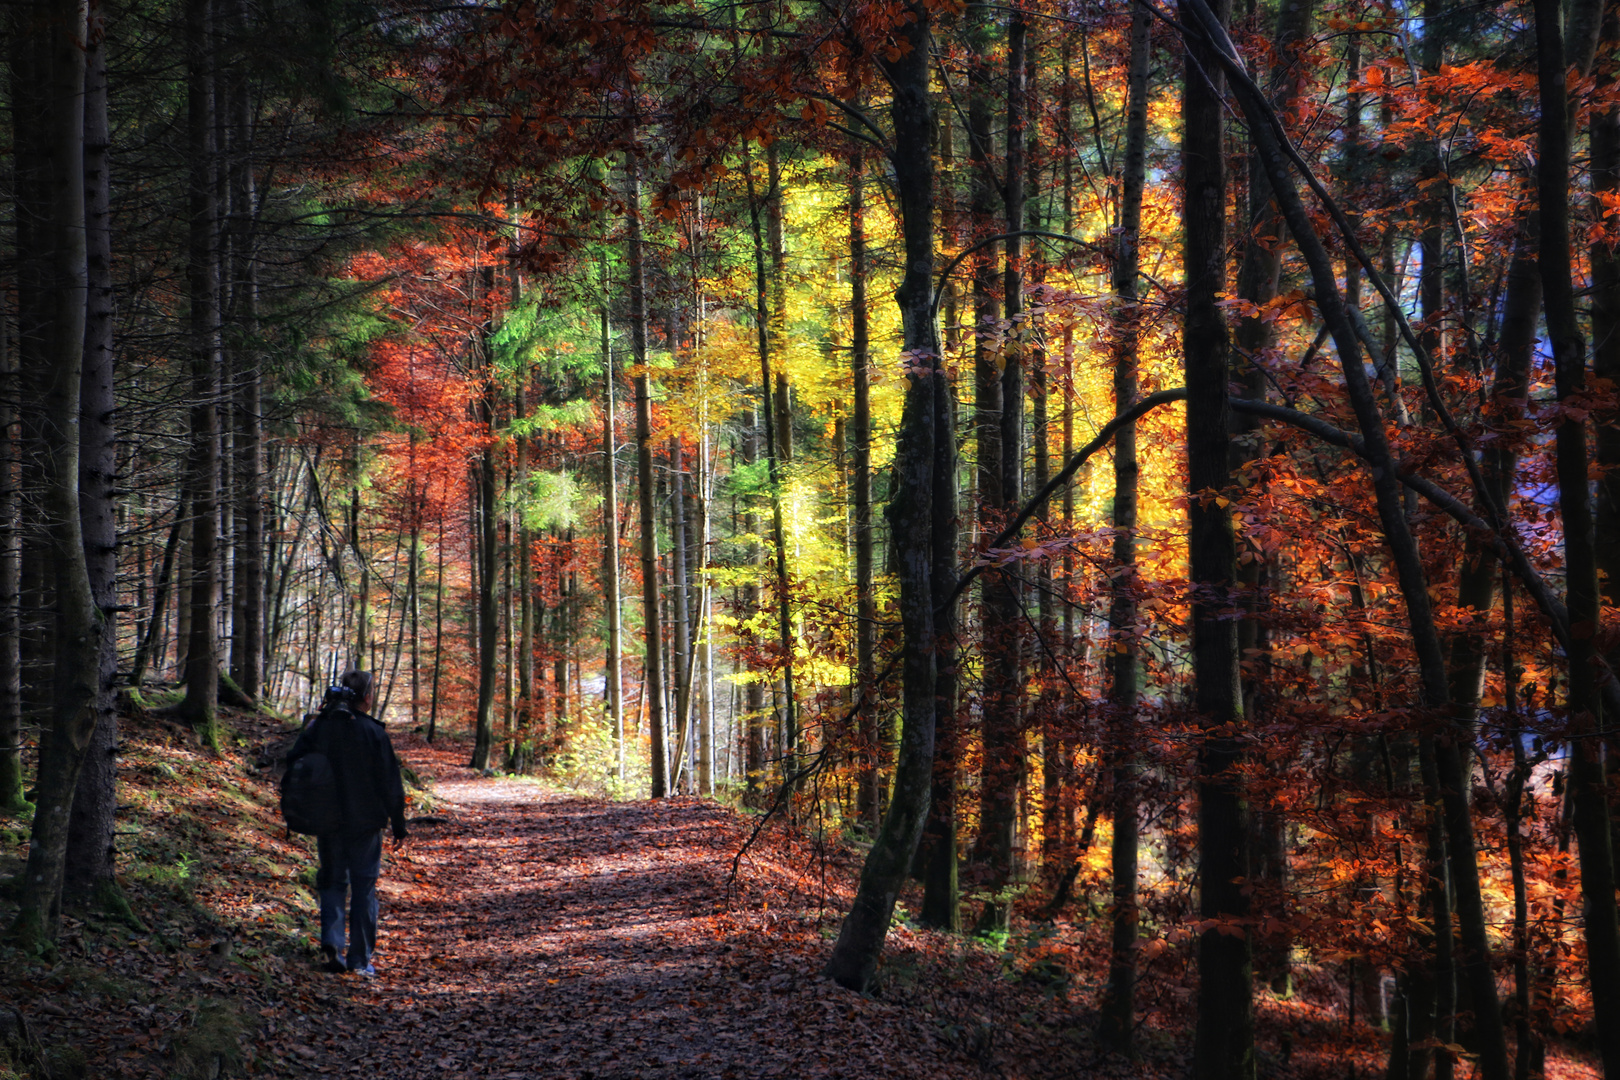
1177, 5, 1512, 1078
602, 296, 624, 784
1234, 0, 1315, 998
850, 146, 879, 832
826, 1, 939, 990
1181, 4, 1255, 1077
0, 273, 23, 812
226, 0, 262, 702
966, 0, 1018, 934
178, 0, 221, 747
1533, 0, 1620, 1072
65, 0, 119, 904
628, 149, 667, 798
743, 138, 798, 785
1098, 0, 1151, 1050
470, 267, 500, 771
11, 0, 101, 946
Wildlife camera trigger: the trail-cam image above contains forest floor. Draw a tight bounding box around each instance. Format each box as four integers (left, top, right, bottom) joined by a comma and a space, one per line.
0, 701, 1604, 1080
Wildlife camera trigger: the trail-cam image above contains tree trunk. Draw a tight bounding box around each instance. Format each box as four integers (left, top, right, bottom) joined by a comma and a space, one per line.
1590, 0, 1619, 799
1179, 4, 1513, 1077
0, 277, 23, 813
826, 2, 939, 990
226, 0, 262, 702
178, 0, 221, 747
670, 436, 692, 789
966, 0, 1016, 934
1098, 0, 1151, 1050
741, 418, 766, 797
12, 0, 101, 946
628, 150, 667, 798
470, 267, 499, 771
850, 146, 879, 832
65, 3, 119, 904
743, 139, 797, 785
1533, 0, 1620, 1071
1234, 0, 1315, 998
1182, 3, 1255, 1079
602, 297, 625, 783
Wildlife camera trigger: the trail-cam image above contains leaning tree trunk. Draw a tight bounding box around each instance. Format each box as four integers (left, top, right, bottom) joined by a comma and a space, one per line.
826, 0, 939, 991
12, 0, 102, 948
1098, 0, 1151, 1051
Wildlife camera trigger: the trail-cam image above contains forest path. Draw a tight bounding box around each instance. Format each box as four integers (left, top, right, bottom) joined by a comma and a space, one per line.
288, 735, 974, 1080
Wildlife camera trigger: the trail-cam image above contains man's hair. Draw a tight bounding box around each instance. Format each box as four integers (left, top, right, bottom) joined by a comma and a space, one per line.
340, 669, 374, 706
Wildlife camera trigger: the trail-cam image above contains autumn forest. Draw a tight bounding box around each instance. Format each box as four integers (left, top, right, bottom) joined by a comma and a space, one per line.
4, 0, 1620, 1074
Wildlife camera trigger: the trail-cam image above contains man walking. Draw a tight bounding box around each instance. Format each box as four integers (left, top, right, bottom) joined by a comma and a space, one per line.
288, 669, 408, 976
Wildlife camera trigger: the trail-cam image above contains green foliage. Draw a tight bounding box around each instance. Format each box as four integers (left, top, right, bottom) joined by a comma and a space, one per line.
512, 470, 590, 531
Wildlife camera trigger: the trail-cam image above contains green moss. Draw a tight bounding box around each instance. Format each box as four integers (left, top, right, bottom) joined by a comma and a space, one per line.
169, 999, 249, 1080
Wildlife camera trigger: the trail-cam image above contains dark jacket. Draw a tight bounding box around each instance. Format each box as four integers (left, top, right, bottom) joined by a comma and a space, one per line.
289, 702, 408, 840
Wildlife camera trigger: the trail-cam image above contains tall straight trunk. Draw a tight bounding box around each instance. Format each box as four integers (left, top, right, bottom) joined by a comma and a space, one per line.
1534, 0, 1620, 1072
409, 507, 420, 730
1590, 0, 1619, 767
179, 0, 220, 748
1179, 4, 1513, 1077
741, 419, 766, 796
352, 485, 369, 669
65, 3, 118, 903
226, 0, 262, 701
1098, 0, 1151, 1051
5, 0, 49, 803
502, 485, 514, 736
743, 140, 797, 782
428, 514, 445, 743
695, 427, 713, 797
628, 150, 667, 798
470, 268, 500, 771
827, 2, 940, 990
0, 279, 23, 812
766, 142, 792, 468
1181, 3, 1254, 1079
850, 147, 879, 832
601, 300, 624, 782
670, 436, 692, 788
967, 0, 1019, 934
12, 0, 101, 945
1235, 0, 1315, 998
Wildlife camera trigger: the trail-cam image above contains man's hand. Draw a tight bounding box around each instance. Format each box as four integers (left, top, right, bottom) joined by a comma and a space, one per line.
392, 832, 409, 852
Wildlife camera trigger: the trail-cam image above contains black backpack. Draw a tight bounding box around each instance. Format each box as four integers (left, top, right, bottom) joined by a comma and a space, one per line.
280, 693, 353, 836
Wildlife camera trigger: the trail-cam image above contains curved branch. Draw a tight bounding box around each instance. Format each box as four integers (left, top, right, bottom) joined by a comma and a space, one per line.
942, 387, 1190, 611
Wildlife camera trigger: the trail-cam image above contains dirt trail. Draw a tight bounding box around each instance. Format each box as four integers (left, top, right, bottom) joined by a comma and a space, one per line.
285, 737, 979, 1080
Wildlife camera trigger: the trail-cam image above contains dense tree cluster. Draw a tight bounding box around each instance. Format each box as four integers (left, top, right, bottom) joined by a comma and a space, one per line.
6, 0, 1620, 1074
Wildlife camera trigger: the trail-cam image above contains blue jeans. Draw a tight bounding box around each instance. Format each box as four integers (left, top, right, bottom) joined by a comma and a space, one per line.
316, 830, 382, 971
